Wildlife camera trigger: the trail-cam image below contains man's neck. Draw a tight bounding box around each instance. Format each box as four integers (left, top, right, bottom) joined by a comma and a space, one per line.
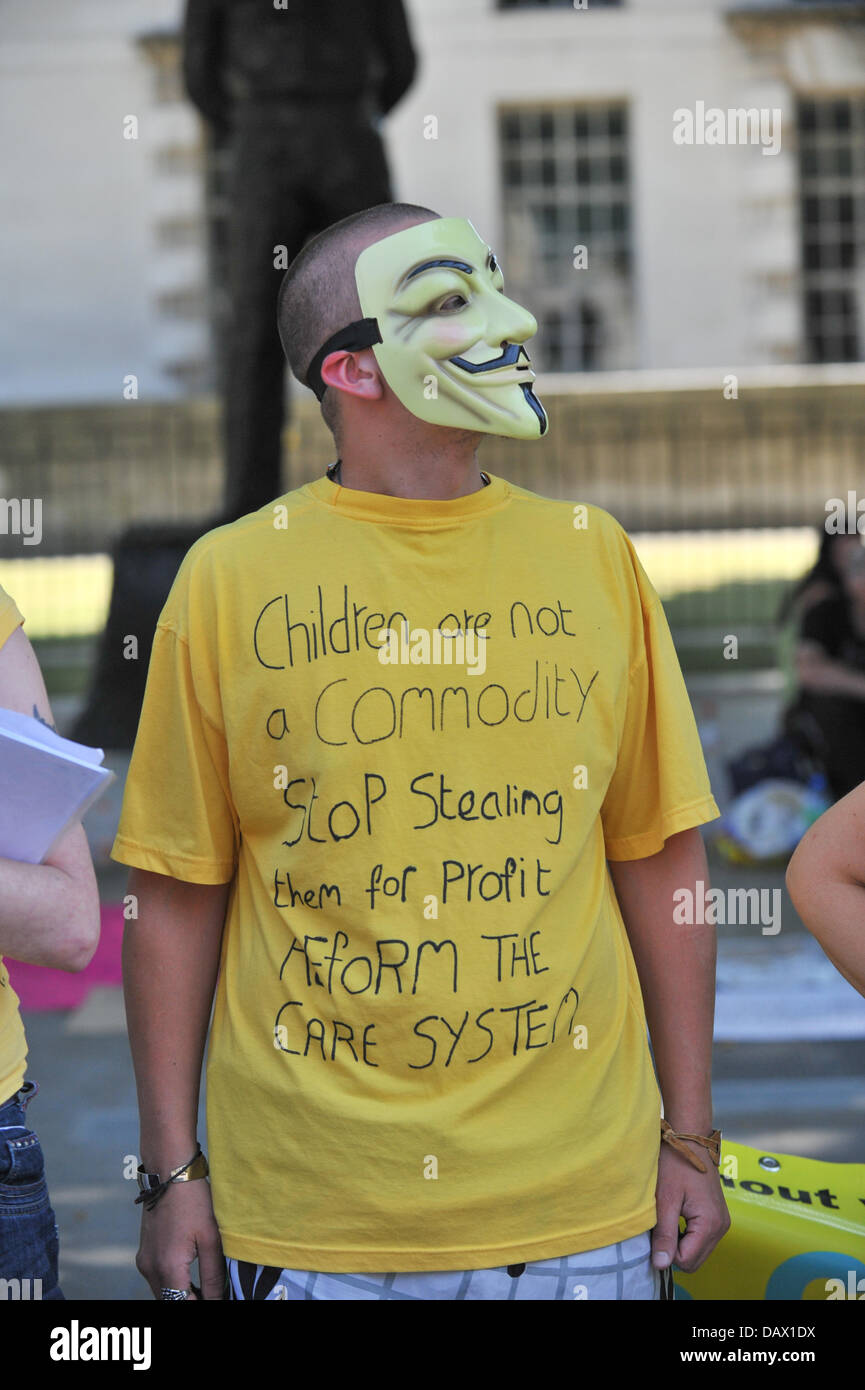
331, 434, 488, 500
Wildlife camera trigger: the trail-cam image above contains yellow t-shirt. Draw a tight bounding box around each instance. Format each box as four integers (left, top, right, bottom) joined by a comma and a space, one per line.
112, 473, 719, 1272
0, 583, 28, 1104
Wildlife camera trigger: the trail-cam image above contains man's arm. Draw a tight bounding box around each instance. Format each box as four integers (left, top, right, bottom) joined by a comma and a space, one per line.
0, 625, 99, 971
369, 0, 417, 115
794, 640, 865, 701
608, 826, 730, 1274
786, 783, 865, 998
182, 0, 231, 135
123, 866, 230, 1300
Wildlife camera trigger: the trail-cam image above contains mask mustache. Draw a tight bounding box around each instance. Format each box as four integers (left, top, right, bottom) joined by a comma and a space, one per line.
449, 343, 532, 374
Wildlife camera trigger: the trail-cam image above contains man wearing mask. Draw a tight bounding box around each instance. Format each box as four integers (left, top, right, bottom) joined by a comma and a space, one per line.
114, 203, 729, 1301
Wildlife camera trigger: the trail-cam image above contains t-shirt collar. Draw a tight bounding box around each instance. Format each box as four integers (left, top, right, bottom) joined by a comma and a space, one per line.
303, 470, 509, 527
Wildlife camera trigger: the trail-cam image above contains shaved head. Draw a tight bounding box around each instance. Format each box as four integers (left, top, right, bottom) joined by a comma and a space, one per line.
277, 202, 439, 439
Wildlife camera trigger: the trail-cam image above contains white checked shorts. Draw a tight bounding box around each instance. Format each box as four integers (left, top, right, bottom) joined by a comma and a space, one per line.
226, 1229, 663, 1300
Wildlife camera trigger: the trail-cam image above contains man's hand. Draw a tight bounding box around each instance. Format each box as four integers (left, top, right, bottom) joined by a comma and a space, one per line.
652, 1141, 730, 1274
137, 1180, 224, 1301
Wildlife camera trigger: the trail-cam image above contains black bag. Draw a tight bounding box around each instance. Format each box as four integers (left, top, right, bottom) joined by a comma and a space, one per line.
726, 727, 821, 798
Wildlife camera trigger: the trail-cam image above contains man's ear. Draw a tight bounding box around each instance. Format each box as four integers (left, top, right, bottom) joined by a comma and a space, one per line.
320, 348, 384, 401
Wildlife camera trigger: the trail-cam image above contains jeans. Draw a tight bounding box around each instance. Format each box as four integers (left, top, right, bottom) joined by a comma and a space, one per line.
0, 1081, 64, 1300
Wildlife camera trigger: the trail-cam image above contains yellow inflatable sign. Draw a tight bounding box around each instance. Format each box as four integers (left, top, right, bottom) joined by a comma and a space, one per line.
674, 1140, 865, 1300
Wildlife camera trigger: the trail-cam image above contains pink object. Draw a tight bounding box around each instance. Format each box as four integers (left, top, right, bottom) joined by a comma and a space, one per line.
6, 903, 124, 1011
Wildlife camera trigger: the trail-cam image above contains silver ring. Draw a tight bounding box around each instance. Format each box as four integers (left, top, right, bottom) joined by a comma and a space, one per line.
160, 1287, 189, 1301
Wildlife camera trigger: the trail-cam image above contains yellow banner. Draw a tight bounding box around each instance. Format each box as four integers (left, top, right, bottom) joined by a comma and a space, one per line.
675, 1141, 865, 1300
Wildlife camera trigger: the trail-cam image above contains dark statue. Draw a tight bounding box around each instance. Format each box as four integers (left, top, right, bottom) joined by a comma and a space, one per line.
184, 0, 417, 515
73, 0, 416, 747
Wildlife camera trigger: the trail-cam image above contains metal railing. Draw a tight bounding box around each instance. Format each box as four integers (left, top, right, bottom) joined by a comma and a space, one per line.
1, 366, 861, 654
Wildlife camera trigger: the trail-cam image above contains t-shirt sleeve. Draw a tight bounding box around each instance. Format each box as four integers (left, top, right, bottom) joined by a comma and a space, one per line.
111, 566, 239, 884
600, 537, 720, 861
0, 585, 24, 650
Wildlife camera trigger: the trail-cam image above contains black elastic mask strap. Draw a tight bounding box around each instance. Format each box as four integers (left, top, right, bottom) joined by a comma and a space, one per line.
305, 318, 383, 401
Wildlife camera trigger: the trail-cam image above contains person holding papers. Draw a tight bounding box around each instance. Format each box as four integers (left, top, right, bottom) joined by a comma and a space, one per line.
0, 583, 101, 1301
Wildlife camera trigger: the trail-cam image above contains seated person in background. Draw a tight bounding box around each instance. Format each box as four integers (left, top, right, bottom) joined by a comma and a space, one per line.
783, 533, 865, 801
786, 783, 865, 999
0, 584, 101, 1300
779, 531, 861, 627
777, 530, 860, 695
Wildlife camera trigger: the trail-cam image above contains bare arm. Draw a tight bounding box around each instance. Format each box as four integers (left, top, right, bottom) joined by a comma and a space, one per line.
609, 826, 729, 1272
0, 626, 100, 971
786, 784, 865, 998
794, 640, 865, 701
610, 827, 715, 1132
123, 866, 230, 1299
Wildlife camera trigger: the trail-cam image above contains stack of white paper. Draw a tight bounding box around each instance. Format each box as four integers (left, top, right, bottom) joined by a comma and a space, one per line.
0, 707, 115, 864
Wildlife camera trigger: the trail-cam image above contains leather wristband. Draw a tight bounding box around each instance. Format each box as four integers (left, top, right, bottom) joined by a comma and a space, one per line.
660, 1117, 721, 1174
